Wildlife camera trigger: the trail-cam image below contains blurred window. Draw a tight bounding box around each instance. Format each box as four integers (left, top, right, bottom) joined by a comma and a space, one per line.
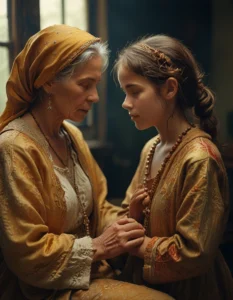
40, 0, 88, 30
0, 0, 10, 113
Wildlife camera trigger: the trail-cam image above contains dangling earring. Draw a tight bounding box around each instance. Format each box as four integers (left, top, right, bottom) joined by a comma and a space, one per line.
47, 95, 52, 110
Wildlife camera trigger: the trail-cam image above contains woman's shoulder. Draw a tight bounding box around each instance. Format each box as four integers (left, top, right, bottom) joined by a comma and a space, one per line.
0, 127, 19, 145
0, 118, 43, 154
63, 120, 84, 140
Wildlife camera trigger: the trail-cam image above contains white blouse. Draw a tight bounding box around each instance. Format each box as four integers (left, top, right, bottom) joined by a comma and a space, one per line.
53, 147, 94, 289
54, 149, 93, 233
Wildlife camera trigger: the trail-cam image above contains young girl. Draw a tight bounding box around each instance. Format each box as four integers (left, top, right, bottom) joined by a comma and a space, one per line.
115, 34, 233, 300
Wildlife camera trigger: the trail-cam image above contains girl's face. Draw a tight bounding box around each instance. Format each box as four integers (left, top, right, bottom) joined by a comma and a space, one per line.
118, 65, 168, 131
47, 55, 103, 122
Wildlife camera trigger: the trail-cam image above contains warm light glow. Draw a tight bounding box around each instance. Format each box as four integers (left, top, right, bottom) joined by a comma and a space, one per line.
0, 0, 7, 16
0, 0, 8, 113
40, 0, 88, 30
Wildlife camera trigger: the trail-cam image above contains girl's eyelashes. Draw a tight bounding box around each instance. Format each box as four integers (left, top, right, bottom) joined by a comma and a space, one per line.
131, 91, 140, 96
127, 90, 141, 97
122, 89, 141, 96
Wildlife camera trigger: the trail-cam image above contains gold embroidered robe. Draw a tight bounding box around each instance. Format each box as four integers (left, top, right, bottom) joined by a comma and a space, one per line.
0, 120, 122, 299
120, 128, 233, 300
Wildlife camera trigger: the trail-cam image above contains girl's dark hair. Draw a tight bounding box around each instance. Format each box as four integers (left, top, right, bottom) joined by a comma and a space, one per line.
114, 35, 218, 143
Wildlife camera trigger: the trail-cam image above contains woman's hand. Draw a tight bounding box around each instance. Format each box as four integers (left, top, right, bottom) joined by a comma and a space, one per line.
129, 185, 150, 222
92, 218, 145, 261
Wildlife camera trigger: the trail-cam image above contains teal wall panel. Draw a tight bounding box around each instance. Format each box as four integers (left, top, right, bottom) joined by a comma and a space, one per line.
105, 0, 212, 198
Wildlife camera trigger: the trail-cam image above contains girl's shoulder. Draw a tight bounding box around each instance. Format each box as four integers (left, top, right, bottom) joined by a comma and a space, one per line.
180, 134, 223, 167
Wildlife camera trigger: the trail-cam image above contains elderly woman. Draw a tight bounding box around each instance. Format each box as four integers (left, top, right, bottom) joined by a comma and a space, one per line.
0, 25, 172, 300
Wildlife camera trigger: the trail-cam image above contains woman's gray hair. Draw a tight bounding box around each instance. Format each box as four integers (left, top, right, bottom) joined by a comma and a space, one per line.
55, 41, 109, 81
35, 42, 109, 101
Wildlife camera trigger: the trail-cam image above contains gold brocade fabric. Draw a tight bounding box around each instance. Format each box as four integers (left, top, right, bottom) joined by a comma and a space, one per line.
69, 279, 173, 300
0, 25, 172, 299
0, 24, 100, 131
120, 128, 233, 300
0, 120, 123, 299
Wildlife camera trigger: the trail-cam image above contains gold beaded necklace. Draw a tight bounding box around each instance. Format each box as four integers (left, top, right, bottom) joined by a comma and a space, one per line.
143, 125, 194, 232
30, 111, 90, 236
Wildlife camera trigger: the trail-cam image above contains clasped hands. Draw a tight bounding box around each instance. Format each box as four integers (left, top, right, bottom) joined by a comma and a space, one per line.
93, 186, 151, 261
129, 184, 150, 222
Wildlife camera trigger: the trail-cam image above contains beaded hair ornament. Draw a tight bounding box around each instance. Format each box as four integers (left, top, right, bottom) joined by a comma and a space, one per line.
138, 43, 182, 75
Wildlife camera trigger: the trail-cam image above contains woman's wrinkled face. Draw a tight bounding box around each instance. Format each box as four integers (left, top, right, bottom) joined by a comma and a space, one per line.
49, 55, 102, 122
118, 65, 166, 130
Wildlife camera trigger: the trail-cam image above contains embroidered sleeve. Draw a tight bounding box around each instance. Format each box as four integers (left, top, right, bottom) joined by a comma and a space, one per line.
143, 157, 228, 284
55, 236, 93, 289
0, 134, 91, 290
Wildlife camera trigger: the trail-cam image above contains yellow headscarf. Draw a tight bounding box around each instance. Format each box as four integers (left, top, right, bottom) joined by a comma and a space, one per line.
0, 24, 100, 131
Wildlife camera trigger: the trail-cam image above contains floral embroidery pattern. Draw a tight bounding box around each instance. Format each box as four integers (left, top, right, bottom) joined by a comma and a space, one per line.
138, 129, 231, 297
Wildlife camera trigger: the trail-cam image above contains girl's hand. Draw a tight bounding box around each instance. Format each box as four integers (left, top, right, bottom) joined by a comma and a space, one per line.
93, 218, 145, 261
129, 185, 150, 222
129, 235, 151, 259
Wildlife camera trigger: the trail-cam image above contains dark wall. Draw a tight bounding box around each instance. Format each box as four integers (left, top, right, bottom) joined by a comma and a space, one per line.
103, 0, 212, 199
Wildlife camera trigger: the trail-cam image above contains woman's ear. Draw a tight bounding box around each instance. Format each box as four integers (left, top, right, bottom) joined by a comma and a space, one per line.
161, 77, 178, 100
43, 80, 55, 94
